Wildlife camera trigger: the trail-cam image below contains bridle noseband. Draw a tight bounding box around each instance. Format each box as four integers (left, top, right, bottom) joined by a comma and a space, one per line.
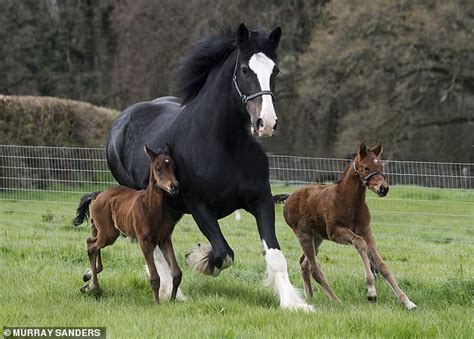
232, 51, 276, 104
352, 161, 385, 186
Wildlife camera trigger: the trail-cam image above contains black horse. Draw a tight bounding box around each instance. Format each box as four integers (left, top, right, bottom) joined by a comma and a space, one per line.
106, 24, 313, 311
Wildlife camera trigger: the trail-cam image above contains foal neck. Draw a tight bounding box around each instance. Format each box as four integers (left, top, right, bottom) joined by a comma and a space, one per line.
338, 160, 367, 206
144, 168, 164, 209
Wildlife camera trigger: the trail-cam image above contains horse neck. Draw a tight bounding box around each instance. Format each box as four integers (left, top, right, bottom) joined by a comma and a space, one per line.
185, 53, 249, 142
143, 168, 163, 211
337, 161, 367, 207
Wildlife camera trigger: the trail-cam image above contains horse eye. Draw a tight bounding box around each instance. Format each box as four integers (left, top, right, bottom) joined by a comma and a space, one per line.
274, 66, 280, 75
241, 66, 249, 76
157, 167, 162, 174
364, 165, 369, 171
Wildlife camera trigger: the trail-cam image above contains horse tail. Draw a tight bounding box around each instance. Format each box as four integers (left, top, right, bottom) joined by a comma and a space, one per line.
72, 191, 100, 226
273, 194, 290, 204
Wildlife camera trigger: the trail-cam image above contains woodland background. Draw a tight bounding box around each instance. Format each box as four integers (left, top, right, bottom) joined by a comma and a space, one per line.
1, 0, 473, 161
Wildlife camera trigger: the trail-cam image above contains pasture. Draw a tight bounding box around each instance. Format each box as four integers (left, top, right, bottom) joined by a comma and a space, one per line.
1, 185, 473, 338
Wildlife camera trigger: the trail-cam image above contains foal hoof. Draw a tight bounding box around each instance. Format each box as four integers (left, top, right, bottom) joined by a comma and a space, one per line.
80, 283, 101, 297
368, 295, 377, 303
82, 269, 92, 282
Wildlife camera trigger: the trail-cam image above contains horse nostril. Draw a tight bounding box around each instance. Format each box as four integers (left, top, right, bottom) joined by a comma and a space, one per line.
273, 120, 278, 131
256, 118, 264, 130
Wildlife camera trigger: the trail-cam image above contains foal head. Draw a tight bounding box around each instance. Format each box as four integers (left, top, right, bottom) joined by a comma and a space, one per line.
144, 144, 179, 196
233, 23, 281, 137
353, 142, 389, 197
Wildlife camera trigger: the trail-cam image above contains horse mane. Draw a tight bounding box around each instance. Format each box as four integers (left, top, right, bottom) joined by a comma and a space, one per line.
176, 30, 237, 104
335, 155, 356, 183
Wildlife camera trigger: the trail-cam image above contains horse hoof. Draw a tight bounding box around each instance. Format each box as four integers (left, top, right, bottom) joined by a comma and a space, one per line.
404, 300, 417, 311
80, 283, 90, 294
368, 295, 377, 303
82, 269, 92, 282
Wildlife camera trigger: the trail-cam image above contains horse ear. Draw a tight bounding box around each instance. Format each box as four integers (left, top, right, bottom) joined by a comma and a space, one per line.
164, 143, 172, 155
144, 144, 158, 160
358, 142, 368, 158
237, 23, 249, 45
269, 26, 281, 47
372, 142, 383, 157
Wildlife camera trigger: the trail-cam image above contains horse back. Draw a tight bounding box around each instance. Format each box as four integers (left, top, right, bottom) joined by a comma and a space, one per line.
106, 97, 182, 190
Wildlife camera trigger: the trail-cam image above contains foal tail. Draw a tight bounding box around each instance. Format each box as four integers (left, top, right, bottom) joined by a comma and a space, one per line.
273, 194, 290, 204
72, 191, 100, 226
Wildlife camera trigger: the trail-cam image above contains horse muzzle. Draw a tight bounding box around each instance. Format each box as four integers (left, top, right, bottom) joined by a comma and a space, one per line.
376, 184, 389, 197
168, 182, 180, 196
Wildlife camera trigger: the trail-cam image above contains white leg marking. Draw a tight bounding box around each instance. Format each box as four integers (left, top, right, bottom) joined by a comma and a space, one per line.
262, 240, 315, 312
145, 247, 187, 301
403, 298, 417, 310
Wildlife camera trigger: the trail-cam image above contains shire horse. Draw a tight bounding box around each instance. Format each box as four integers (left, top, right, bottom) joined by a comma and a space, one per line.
105, 24, 313, 311
275, 143, 417, 310
73, 144, 182, 303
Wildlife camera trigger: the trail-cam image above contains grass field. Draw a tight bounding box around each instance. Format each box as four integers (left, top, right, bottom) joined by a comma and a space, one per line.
1, 185, 473, 338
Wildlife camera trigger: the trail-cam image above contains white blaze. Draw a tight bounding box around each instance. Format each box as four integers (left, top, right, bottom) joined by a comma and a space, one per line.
248, 53, 277, 136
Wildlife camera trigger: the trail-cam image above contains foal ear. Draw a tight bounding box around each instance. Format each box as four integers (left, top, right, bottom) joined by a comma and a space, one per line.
358, 142, 368, 158
164, 143, 172, 155
372, 142, 383, 157
237, 23, 249, 45
144, 144, 158, 160
269, 26, 282, 47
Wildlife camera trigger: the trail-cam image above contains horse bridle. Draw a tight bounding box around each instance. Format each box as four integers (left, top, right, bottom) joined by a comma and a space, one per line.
352, 160, 385, 186
232, 51, 276, 105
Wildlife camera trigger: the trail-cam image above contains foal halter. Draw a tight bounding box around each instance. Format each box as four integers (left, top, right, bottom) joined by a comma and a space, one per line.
352, 161, 385, 186
232, 51, 276, 104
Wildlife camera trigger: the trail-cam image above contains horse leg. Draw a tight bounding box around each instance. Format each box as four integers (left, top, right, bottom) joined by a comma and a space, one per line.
81, 236, 101, 295
139, 237, 160, 304
159, 237, 182, 301
363, 234, 417, 310
184, 202, 234, 276
248, 194, 314, 312
328, 226, 376, 302
311, 234, 340, 302
297, 230, 339, 301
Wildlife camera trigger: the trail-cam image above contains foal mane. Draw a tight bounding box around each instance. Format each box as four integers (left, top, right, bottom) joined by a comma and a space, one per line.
176, 30, 237, 104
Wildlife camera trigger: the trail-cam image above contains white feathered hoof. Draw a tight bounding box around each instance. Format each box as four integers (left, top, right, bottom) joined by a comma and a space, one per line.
184, 243, 218, 276
263, 242, 315, 312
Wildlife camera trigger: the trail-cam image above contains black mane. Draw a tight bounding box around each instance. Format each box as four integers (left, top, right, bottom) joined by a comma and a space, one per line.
176, 31, 236, 104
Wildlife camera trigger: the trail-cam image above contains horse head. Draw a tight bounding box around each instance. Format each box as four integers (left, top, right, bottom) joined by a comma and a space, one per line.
233, 23, 281, 137
354, 142, 389, 197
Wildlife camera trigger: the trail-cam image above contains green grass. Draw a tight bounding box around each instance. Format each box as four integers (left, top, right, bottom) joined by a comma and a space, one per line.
1, 185, 473, 338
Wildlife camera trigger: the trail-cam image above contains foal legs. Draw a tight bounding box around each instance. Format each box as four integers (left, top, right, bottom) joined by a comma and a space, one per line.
159, 237, 182, 301
363, 234, 417, 310
328, 226, 377, 302
297, 230, 339, 301
139, 237, 161, 304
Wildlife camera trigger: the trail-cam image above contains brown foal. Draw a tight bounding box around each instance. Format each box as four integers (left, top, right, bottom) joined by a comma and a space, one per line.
73, 144, 181, 304
276, 143, 416, 310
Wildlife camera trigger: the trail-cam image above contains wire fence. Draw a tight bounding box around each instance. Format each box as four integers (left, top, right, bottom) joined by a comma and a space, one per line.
1, 144, 473, 278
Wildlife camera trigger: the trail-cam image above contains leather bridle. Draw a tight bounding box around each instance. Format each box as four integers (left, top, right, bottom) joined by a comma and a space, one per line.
352, 160, 385, 186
